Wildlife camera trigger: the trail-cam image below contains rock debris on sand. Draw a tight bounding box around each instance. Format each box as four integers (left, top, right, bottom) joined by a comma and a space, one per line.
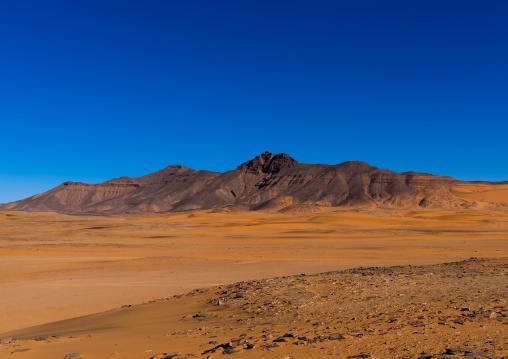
1, 257, 507, 358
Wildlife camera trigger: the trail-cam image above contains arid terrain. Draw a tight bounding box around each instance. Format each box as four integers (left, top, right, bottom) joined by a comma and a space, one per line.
2, 153, 508, 358
4, 0, 508, 353
1, 206, 507, 358
3, 257, 507, 359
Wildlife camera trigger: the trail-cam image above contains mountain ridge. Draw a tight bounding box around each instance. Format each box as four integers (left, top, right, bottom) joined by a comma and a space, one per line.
1, 152, 506, 214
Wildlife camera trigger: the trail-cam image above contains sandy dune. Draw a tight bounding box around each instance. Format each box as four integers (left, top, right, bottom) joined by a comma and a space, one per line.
452, 182, 508, 205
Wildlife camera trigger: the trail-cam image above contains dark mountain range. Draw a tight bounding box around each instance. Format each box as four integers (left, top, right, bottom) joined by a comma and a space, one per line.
0, 152, 504, 215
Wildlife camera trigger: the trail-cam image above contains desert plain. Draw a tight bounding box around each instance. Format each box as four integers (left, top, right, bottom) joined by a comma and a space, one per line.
1, 194, 508, 358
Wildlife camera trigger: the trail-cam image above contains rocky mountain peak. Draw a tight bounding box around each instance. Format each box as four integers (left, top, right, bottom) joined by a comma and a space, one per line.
237, 152, 299, 174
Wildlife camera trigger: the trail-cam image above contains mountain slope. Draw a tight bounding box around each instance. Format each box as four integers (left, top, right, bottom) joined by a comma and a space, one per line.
1, 152, 505, 214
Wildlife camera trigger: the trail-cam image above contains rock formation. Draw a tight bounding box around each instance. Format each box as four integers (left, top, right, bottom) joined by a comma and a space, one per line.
1, 152, 504, 214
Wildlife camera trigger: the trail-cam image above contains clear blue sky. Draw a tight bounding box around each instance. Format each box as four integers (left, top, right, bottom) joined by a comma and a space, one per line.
1, 1, 507, 203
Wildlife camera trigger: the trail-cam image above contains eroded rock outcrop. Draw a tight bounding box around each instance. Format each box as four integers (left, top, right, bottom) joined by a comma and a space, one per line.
0, 152, 503, 214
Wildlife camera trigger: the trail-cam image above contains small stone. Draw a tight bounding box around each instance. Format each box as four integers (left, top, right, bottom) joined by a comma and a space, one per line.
347, 354, 374, 359
329, 333, 345, 340
193, 312, 208, 318
223, 347, 239, 355
64, 354, 81, 359
0, 337, 13, 344
445, 348, 499, 358
445, 347, 470, 355
264, 343, 279, 350
150, 353, 180, 359
12, 349, 31, 353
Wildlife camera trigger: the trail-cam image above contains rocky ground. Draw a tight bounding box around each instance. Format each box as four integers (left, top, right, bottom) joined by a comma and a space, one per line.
1, 257, 507, 358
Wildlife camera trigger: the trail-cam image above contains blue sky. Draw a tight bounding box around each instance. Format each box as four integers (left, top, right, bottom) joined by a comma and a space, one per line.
1, 1, 507, 203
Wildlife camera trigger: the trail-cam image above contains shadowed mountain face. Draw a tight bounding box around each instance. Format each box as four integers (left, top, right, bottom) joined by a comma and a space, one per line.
0, 152, 504, 214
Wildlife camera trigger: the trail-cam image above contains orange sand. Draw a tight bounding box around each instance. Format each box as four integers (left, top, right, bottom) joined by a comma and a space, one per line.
1, 208, 507, 337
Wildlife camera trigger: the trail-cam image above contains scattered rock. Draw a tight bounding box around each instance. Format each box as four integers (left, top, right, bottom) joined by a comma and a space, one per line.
193, 312, 208, 318
444, 347, 500, 358
149, 353, 180, 359
6, 259, 508, 359
264, 343, 279, 350
34, 336, 49, 341
223, 347, 239, 355
0, 337, 13, 344
12, 348, 31, 353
